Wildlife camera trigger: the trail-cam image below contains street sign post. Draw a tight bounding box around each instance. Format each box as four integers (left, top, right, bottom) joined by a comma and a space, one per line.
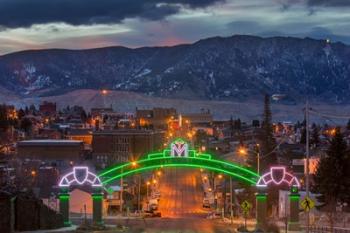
301, 197, 315, 212
241, 200, 252, 229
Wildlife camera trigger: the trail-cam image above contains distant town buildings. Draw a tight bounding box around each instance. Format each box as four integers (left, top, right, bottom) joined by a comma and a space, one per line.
92, 129, 165, 168
39, 101, 57, 116
17, 140, 84, 167
136, 107, 176, 129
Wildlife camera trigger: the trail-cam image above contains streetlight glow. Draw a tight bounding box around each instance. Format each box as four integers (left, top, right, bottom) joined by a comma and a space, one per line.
239, 147, 247, 155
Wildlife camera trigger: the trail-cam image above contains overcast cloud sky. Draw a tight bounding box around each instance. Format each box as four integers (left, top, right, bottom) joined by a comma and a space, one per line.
0, 0, 349, 55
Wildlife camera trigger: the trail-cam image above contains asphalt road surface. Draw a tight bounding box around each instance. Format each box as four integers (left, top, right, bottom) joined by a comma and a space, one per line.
107, 168, 236, 233
158, 168, 207, 218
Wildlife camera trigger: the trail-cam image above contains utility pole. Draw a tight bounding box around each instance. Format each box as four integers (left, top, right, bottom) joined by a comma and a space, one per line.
257, 144, 261, 175
230, 177, 233, 224
138, 175, 141, 214
305, 100, 310, 233
120, 167, 123, 214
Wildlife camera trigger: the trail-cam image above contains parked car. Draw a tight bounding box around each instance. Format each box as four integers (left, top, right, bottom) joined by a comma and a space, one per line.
202, 198, 210, 208
144, 210, 161, 218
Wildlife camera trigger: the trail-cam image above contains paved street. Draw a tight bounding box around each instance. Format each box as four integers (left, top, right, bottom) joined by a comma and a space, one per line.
158, 168, 207, 217
109, 168, 236, 232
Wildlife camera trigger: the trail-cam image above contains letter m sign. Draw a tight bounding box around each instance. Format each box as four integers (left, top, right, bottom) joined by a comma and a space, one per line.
171, 141, 188, 157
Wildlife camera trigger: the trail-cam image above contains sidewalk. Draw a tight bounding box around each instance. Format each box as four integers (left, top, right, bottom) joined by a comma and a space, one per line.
17, 225, 77, 233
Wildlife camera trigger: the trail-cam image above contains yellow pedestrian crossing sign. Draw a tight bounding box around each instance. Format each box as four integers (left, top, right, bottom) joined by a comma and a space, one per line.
241, 200, 252, 213
301, 197, 315, 212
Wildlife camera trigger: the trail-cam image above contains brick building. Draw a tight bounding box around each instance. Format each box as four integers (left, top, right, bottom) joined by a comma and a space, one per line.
136, 107, 176, 129
17, 140, 84, 167
39, 101, 56, 116
92, 129, 165, 167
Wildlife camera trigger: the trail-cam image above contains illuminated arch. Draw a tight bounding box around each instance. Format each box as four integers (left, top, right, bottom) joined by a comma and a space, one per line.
59, 166, 102, 187
256, 166, 300, 188
99, 139, 260, 185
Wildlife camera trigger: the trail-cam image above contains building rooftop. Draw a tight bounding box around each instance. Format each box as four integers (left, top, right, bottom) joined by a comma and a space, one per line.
93, 129, 164, 135
17, 140, 83, 146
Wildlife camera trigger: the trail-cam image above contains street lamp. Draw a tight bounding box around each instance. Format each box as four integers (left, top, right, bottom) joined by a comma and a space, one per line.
146, 181, 151, 210
238, 144, 261, 174
31, 170, 36, 177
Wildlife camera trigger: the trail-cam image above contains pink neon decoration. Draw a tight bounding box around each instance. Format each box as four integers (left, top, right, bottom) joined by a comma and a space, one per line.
59, 166, 102, 187
256, 166, 300, 188
171, 140, 189, 157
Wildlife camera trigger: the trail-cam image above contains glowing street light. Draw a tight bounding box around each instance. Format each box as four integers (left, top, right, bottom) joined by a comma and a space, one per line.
101, 89, 108, 95
218, 174, 223, 179
238, 147, 247, 155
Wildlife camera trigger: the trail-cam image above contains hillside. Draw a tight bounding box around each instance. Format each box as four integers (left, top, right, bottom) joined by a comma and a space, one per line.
1, 35, 350, 103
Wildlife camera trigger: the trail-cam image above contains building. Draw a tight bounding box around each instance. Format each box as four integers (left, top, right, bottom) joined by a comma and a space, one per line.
39, 101, 56, 116
17, 140, 84, 167
182, 110, 213, 125
92, 129, 165, 167
67, 129, 93, 145
136, 107, 176, 129
91, 107, 114, 118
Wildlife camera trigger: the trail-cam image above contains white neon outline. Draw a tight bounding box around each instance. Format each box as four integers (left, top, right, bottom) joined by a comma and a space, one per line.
256, 166, 300, 188
270, 167, 286, 185
59, 166, 103, 187
73, 167, 89, 185
171, 141, 188, 157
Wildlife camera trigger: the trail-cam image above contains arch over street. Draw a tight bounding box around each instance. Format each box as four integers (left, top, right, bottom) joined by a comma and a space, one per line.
98, 139, 260, 186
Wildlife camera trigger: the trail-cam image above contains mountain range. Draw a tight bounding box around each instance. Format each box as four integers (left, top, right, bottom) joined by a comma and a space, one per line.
0, 35, 350, 103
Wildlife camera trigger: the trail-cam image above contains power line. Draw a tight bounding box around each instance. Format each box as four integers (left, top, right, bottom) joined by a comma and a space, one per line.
309, 109, 350, 120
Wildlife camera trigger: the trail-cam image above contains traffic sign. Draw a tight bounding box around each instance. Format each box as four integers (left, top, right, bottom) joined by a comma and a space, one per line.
241, 200, 252, 213
301, 197, 315, 212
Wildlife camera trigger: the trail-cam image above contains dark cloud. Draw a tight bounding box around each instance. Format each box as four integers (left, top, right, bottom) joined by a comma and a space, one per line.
279, 0, 350, 7
307, 0, 350, 6
0, 0, 223, 28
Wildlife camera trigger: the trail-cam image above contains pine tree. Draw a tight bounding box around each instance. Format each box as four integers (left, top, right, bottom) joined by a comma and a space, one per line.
259, 94, 277, 172
20, 118, 32, 134
313, 128, 350, 229
18, 108, 25, 120
311, 124, 320, 147
80, 109, 88, 123
252, 120, 260, 128
234, 118, 241, 130
300, 127, 306, 144
229, 116, 234, 138
0, 105, 9, 132
347, 119, 350, 130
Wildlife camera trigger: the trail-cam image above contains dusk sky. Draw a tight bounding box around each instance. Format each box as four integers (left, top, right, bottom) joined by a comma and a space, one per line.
0, 0, 350, 55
